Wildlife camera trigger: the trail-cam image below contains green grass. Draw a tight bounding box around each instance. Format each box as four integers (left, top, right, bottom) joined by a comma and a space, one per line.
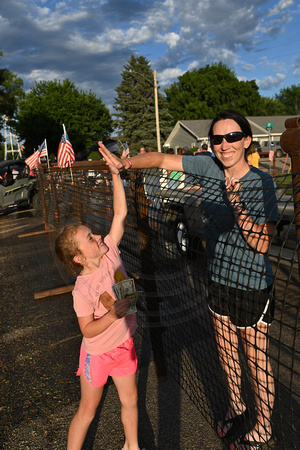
274, 174, 294, 196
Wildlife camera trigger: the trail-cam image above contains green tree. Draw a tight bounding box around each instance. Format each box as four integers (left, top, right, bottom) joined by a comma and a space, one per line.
275, 84, 300, 115
165, 63, 272, 121
114, 55, 173, 154
16, 79, 112, 157
0, 52, 24, 140
259, 96, 285, 116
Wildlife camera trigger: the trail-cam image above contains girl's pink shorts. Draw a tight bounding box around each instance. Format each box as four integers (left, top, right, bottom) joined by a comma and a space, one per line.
77, 337, 137, 387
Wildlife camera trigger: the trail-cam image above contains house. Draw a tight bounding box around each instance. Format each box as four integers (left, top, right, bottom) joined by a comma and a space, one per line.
163, 116, 291, 150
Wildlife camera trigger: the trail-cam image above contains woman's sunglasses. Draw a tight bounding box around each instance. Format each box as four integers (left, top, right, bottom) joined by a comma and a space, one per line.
211, 131, 245, 146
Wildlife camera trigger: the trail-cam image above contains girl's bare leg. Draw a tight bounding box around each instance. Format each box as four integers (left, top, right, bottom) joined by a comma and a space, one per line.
67, 374, 104, 450
113, 372, 139, 450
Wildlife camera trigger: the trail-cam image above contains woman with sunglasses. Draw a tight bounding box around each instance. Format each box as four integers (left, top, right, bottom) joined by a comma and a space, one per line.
99, 109, 278, 450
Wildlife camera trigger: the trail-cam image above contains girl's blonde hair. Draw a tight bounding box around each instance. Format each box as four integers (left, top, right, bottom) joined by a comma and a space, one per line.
55, 224, 82, 272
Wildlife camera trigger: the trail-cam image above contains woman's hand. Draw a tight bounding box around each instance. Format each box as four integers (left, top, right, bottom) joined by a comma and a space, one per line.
225, 176, 274, 253
98, 141, 129, 172
225, 176, 242, 206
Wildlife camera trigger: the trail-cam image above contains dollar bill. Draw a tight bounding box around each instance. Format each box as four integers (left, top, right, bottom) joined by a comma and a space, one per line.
112, 278, 141, 315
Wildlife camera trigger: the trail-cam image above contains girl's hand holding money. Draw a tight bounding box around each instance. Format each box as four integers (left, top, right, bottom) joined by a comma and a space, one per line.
109, 297, 130, 319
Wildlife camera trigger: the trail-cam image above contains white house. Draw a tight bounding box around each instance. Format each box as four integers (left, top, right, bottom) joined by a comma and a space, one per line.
163, 116, 291, 151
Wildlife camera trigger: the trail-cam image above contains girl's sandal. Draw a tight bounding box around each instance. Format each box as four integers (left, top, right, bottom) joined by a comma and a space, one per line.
217, 408, 250, 439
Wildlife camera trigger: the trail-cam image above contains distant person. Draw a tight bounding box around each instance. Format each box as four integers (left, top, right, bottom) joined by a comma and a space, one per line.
195, 143, 212, 157
181, 145, 193, 155
55, 154, 142, 450
139, 147, 146, 154
247, 143, 260, 168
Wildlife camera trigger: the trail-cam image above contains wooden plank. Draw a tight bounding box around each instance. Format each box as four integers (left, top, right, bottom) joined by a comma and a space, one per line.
18, 229, 55, 239
34, 284, 74, 300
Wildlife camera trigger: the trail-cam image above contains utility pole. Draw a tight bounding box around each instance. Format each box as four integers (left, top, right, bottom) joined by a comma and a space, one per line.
129, 68, 162, 152
153, 69, 161, 152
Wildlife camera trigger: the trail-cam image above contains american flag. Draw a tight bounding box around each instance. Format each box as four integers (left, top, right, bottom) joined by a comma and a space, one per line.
57, 129, 75, 168
25, 141, 47, 170
38, 141, 48, 158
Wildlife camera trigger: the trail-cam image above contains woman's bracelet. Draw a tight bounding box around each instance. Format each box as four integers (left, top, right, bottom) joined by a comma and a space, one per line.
125, 158, 132, 169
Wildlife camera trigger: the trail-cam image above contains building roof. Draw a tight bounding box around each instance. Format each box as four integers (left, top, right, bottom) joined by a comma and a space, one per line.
164, 116, 292, 149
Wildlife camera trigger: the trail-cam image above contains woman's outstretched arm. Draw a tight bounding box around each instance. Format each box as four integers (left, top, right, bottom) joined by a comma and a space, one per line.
98, 141, 184, 172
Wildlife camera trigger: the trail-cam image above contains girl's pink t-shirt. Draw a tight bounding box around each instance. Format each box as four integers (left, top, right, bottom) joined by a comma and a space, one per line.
73, 234, 137, 355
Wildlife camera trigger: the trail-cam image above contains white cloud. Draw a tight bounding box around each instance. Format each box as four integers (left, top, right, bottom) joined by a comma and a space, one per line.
292, 59, 300, 78
157, 32, 180, 49
66, 32, 113, 54
27, 4, 88, 32
27, 69, 73, 85
187, 61, 199, 71
258, 73, 286, 90
241, 63, 255, 72
267, 0, 294, 17
293, 67, 300, 77
158, 67, 184, 87
109, 25, 153, 45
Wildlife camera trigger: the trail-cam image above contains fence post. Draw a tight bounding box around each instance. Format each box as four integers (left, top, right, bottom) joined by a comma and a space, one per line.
37, 166, 49, 231
50, 170, 60, 232
73, 176, 83, 223
280, 116, 300, 276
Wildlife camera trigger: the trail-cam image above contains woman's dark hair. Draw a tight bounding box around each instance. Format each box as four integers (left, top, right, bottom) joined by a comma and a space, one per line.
208, 110, 253, 150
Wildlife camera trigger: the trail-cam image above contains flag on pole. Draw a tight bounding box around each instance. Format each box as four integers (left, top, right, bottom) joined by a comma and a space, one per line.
39, 140, 48, 158
122, 143, 130, 158
57, 126, 75, 168
25, 140, 48, 170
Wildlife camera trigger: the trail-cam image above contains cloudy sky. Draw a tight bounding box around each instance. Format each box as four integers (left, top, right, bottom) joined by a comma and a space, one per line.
0, 0, 299, 114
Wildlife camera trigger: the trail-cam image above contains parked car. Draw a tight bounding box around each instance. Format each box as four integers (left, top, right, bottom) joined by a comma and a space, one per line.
261, 141, 285, 158
0, 159, 39, 214
146, 183, 205, 259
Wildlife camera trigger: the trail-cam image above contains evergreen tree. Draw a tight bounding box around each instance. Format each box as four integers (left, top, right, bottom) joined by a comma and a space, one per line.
114, 55, 173, 154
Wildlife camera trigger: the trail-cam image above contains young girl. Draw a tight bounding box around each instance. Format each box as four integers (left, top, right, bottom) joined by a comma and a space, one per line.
55, 161, 142, 450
